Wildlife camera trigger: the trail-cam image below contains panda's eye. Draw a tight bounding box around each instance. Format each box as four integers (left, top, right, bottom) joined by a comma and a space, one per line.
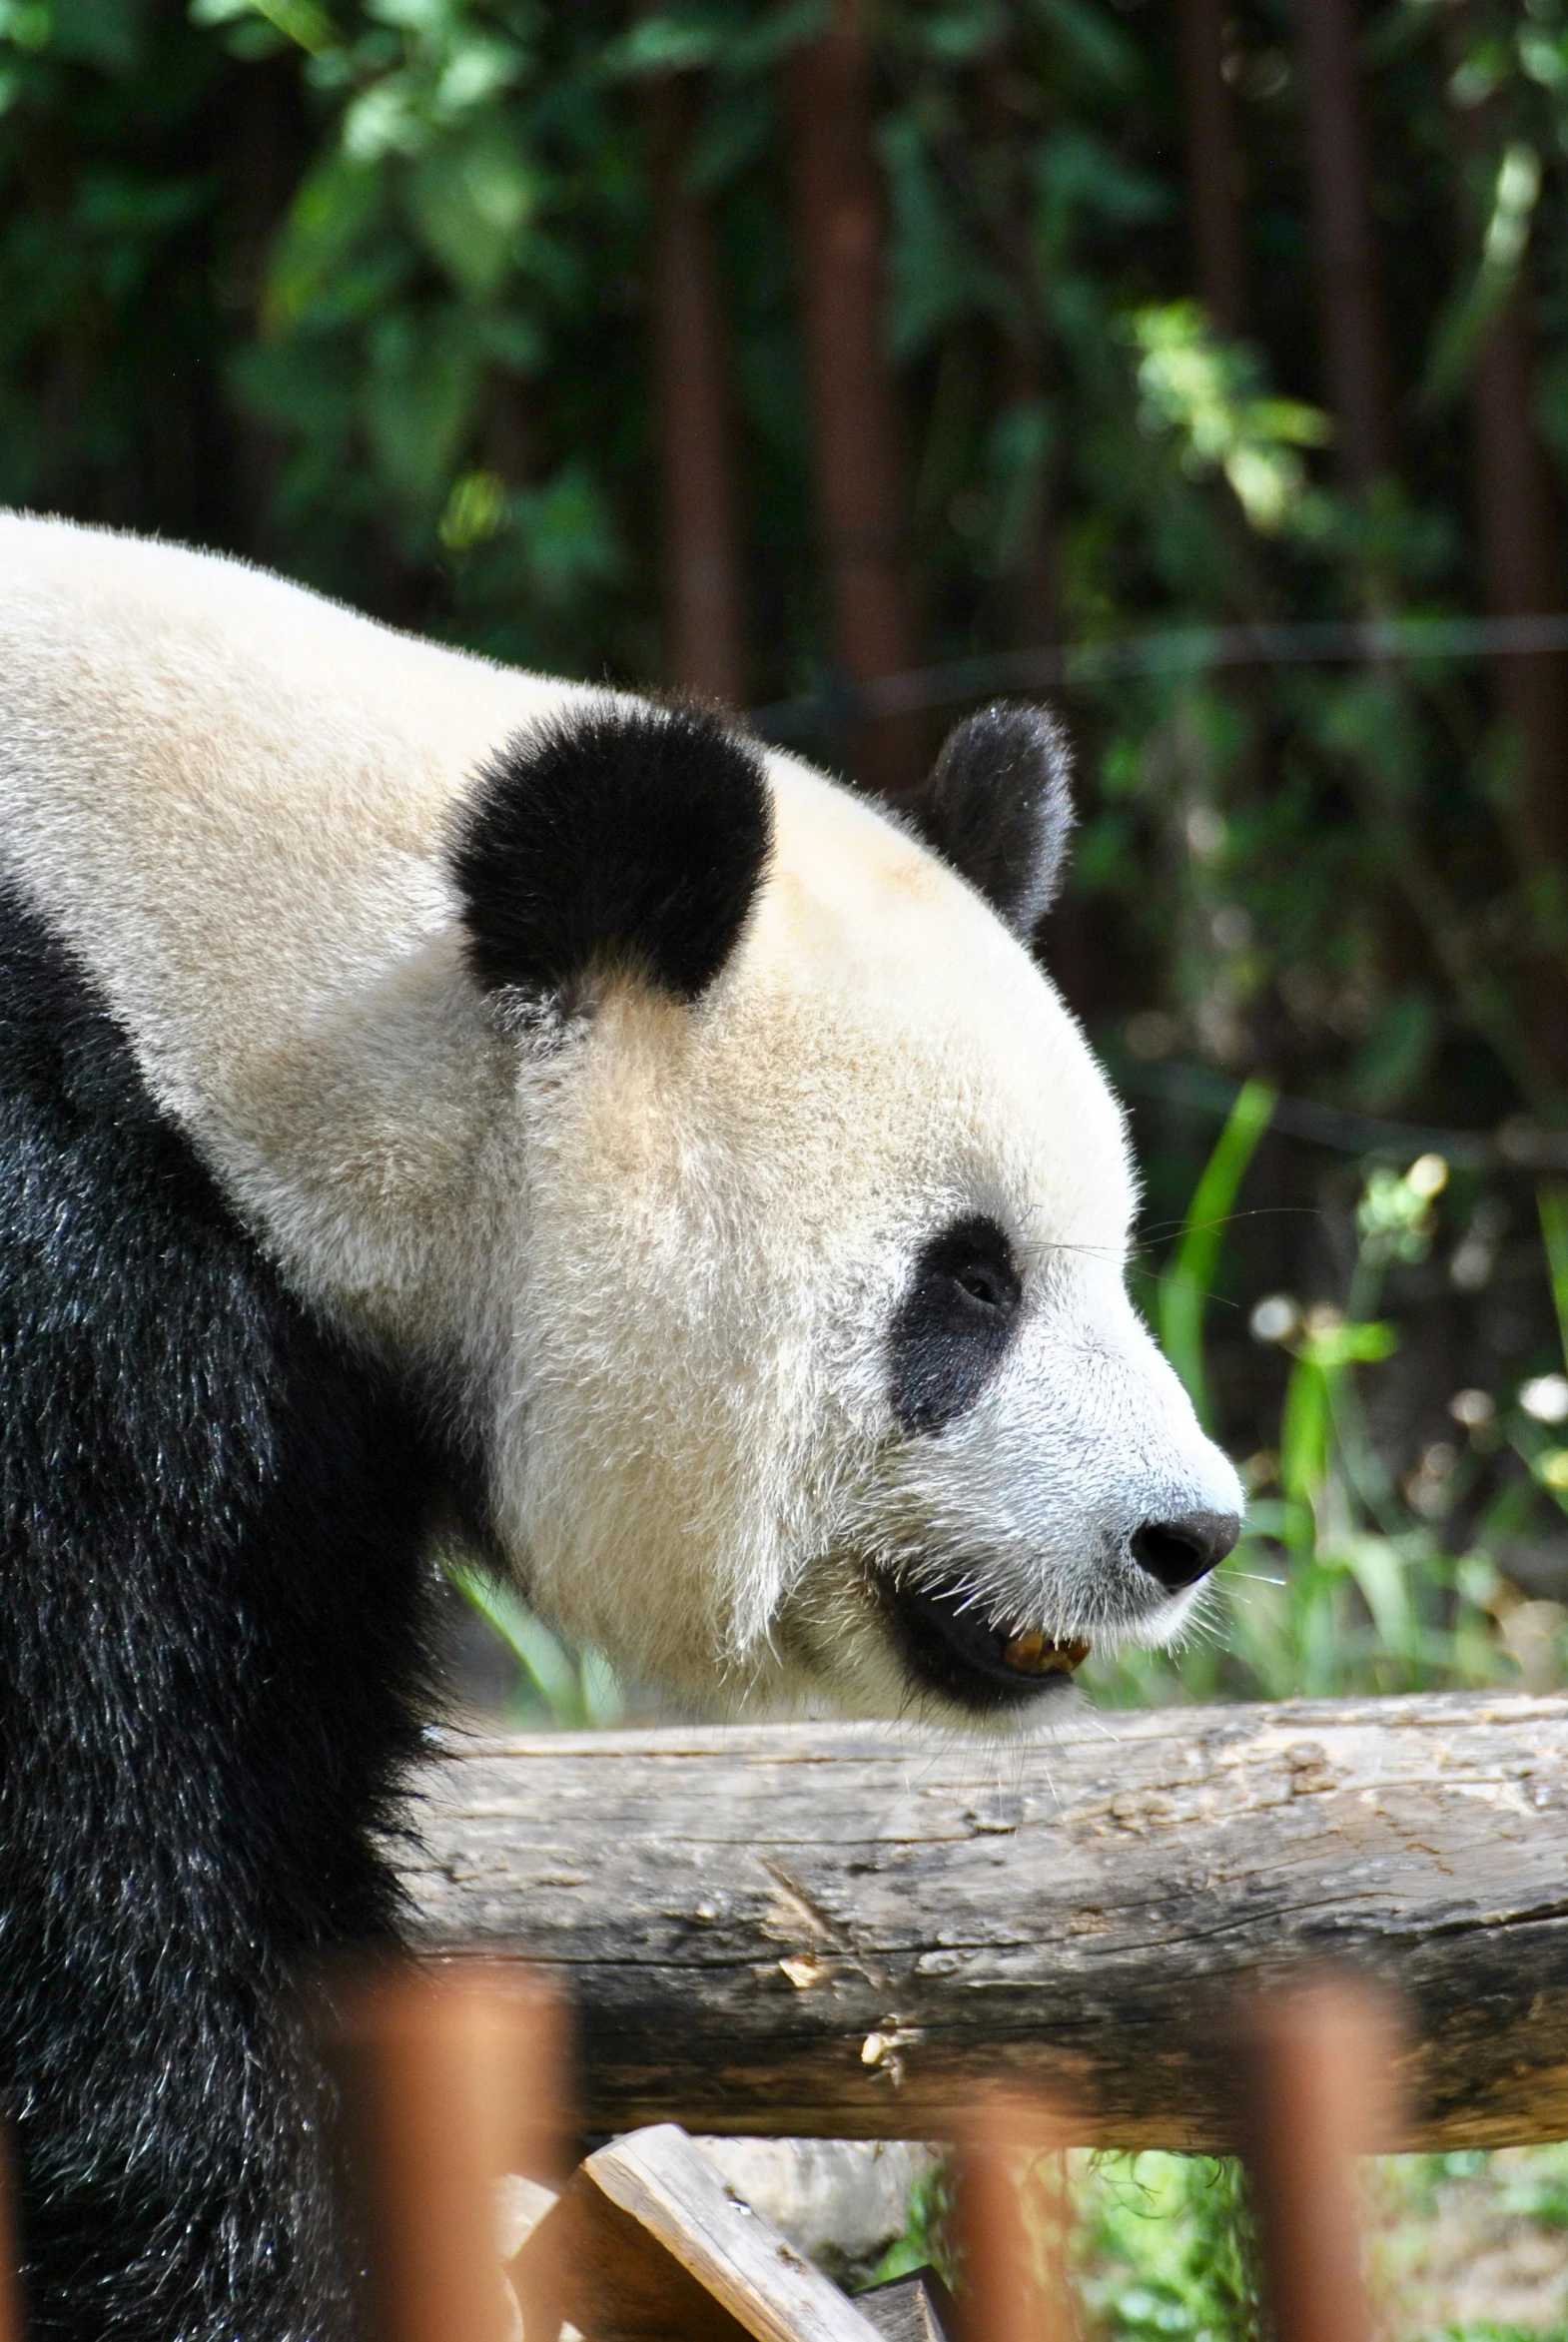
889, 1213, 1024, 1435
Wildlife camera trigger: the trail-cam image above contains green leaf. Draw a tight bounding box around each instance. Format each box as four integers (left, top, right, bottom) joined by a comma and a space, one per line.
0, 0, 53, 51
362, 306, 482, 515
445, 1560, 584, 1724
1279, 1357, 1330, 1511
1297, 1319, 1398, 1369
406, 123, 536, 297
1342, 1534, 1416, 1662
446, 1560, 625, 1729
438, 466, 506, 549
511, 461, 622, 602
1423, 143, 1541, 410
263, 151, 385, 332
45, 0, 144, 73
599, 5, 728, 78
1538, 1183, 1568, 1373
1024, 0, 1143, 94
578, 1647, 625, 1727
1158, 1077, 1276, 1427
1129, 303, 1331, 532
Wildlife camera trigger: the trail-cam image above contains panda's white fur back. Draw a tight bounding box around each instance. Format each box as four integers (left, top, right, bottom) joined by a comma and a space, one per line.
0, 512, 576, 1344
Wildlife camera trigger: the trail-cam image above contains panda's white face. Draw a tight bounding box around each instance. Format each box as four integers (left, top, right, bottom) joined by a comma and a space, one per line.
489, 755, 1240, 1720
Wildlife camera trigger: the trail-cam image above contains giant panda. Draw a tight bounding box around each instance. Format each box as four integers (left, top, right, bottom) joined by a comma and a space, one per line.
0, 512, 1240, 2340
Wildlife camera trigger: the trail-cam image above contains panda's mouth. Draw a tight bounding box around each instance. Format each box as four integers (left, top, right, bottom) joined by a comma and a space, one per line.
881, 1574, 1090, 1714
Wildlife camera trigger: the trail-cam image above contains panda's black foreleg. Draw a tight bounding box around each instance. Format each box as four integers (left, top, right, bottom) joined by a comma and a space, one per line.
0, 893, 443, 2342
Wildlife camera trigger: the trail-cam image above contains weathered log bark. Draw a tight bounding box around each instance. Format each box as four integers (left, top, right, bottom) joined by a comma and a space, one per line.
399, 1692, 1568, 2151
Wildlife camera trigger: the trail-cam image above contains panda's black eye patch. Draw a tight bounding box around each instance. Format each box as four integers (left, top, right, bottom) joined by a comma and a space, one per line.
888, 1214, 1024, 1436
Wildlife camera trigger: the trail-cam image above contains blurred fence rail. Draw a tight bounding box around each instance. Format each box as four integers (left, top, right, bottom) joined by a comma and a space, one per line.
400, 1692, 1568, 2151
748, 611, 1568, 740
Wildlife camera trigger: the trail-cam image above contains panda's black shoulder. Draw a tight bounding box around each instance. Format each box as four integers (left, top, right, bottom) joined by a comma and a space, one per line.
0, 887, 467, 2335
0, 882, 332, 1407
0, 885, 447, 1912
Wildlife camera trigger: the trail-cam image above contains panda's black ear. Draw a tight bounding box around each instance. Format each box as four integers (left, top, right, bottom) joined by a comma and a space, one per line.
906, 701, 1074, 938
449, 700, 773, 1003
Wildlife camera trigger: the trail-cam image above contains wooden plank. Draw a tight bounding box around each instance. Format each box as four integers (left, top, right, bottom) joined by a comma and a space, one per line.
511, 2125, 883, 2342
851, 2271, 955, 2342
511, 2164, 752, 2342
398, 1692, 1568, 2150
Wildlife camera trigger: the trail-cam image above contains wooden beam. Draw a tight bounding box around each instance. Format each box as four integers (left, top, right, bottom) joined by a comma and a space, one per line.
399, 1692, 1568, 2151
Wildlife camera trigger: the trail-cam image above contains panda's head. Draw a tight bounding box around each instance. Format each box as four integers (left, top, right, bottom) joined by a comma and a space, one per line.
446, 697, 1240, 1721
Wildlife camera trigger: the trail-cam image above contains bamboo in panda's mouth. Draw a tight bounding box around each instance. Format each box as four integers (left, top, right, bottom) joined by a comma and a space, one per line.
1000, 1630, 1091, 1677
878, 1567, 1092, 1701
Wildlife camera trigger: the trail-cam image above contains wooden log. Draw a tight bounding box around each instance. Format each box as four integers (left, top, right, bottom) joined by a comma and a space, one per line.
398, 1692, 1568, 2152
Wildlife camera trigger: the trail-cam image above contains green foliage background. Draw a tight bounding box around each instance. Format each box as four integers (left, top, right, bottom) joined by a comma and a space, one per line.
11, 0, 1568, 1114
8, 0, 1568, 1123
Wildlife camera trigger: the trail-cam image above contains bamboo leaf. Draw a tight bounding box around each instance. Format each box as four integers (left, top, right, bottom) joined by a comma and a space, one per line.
1158, 1078, 1276, 1428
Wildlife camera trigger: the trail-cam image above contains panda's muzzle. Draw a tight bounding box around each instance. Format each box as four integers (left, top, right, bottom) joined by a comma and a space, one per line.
881, 1574, 1089, 1715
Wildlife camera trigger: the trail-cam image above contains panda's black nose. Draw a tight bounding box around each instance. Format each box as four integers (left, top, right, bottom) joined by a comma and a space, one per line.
1130, 1509, 1240, 1591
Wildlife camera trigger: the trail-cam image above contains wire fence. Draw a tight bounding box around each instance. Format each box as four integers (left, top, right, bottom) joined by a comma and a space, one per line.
750, 609, 1568, 740
1119, 1058, 1568, 1172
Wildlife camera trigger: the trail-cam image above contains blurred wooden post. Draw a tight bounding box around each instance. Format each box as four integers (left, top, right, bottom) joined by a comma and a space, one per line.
329, 1959, 565, 2342
1450, 50, 1568, 881
1449, 34, 1568, 1096
979, 60, 1062, 655
649, 71, 749, 707
1295, 0, 1391, 486
1176, 0, 1246, 335
954, 2098, 1075, 2342
784, 0, 926, 795
1469, 291, 1568, 866
1242, 1978, 1396, 2342
997, 343, 1063, 666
